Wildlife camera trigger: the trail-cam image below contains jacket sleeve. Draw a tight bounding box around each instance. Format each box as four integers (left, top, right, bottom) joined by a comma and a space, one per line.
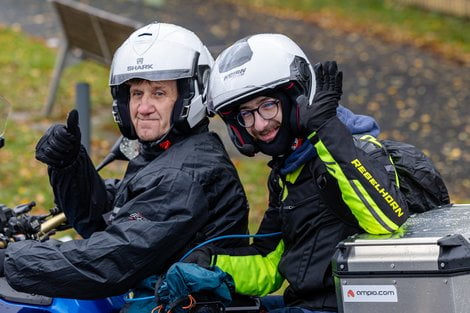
215, 240, 284, 296
48, 147, 116, 238
311, 116, 409, 234
4, 169, 210, 299
211, 196, 285, 297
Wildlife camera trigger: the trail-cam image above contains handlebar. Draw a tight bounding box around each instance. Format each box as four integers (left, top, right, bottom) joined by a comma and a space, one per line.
0, 202, 70, 249
40, 212, 67, 235
0, 126, 135, 249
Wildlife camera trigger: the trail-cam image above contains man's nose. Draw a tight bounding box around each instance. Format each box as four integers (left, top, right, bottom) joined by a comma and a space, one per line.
138, 94, 154, 114
253, 111, 269, 131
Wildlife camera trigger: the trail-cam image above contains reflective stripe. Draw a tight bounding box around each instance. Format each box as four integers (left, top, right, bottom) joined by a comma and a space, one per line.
278, 178, 286, 200
388, 155, 400, 187
360, 134, 382, 148
307, 131, 317, 140
350, 180, 397, 233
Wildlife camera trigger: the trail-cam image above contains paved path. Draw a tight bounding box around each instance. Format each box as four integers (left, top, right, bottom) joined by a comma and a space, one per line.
0, 0, 468, 199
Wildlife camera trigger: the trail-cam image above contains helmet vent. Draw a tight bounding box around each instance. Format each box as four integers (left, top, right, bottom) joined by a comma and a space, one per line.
138, 32, 153, 37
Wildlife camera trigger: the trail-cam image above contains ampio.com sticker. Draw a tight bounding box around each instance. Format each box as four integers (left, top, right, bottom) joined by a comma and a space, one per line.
342, 285, 398, 302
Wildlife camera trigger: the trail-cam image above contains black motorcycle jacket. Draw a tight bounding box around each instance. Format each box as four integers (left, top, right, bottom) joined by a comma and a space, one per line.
3, 128, 249, 299
208, 117, 409, 311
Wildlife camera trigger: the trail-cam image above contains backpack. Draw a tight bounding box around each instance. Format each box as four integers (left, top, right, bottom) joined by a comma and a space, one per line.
155, 263, 234, 313
381, 139, 450, 213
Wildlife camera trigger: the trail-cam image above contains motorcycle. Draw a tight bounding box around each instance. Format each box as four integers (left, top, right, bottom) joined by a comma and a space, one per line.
0, 96, 138, 313
2, 95, 468, 313
0, 96, 261, 313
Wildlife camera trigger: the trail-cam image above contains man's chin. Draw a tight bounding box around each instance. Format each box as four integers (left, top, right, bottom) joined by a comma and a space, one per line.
136, 127, 170, 142
137, 132, 159, 142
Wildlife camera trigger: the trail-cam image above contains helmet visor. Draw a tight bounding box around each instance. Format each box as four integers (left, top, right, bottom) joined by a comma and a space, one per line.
110, 41, 199, 86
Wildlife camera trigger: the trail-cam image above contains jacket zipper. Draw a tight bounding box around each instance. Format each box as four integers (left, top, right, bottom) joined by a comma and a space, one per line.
283, 194, 319, 210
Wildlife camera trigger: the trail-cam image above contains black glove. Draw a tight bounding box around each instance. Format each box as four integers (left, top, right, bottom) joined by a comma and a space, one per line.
182, 246, 214, 268
299, 60, 343, 135
0, 248, 6, 277
35, 109, 82, 168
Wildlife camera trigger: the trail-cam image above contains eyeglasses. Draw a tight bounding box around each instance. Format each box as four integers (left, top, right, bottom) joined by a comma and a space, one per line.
237, 100, 280, 128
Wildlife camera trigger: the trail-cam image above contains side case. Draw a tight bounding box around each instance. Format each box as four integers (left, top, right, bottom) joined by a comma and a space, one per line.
333, 204, 470, 313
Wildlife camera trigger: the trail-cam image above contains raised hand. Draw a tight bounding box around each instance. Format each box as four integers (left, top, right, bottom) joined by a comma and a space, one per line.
35, 109, 82, 168
299, 60, 343, 135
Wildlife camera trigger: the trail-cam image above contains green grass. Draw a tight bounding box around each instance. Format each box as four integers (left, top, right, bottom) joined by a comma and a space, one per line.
232, 157, 271, 233
0, 27, 111, 116
0, 26, 120, 214
0, 120, 51, 212
240, 0, 470, 60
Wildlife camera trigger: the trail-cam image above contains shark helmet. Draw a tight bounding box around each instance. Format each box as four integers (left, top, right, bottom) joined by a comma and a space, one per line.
208, 33, 315, 156
109, 22, 214, 141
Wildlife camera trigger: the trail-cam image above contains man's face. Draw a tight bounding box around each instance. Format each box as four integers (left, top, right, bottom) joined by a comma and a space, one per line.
239, 96, 283, 143
129, 80, 178, 141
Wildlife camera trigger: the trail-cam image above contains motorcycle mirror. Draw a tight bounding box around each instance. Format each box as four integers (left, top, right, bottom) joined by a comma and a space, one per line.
0, 96, 12, 149
95, 136, 139, 172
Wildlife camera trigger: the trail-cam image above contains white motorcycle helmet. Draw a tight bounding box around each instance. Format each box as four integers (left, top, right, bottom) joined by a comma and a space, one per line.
109, 22, 214, 141
208, 33, 315, 156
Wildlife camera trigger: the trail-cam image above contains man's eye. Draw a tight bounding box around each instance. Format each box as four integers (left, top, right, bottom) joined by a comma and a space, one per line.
261, 101, 276, 109
239, 110, 251, 117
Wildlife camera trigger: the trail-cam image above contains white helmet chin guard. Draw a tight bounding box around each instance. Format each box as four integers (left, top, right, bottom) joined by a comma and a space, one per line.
109, 22, 214, 140
207, 33, 315, 156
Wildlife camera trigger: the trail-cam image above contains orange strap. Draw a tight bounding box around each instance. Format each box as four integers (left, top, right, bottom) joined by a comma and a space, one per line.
152, 295, 197, 313
151, 304, 164, 313
182, 294, 196, 309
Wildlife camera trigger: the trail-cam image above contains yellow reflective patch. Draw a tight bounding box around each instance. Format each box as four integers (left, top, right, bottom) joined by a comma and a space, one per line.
351, 158, 404, 218
281, 164, 305, 201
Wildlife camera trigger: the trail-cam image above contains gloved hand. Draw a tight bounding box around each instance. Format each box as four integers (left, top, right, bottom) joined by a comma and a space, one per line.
0, 248, 6, 276
182, 246, 214, 268
35, 109, 82, 168
299, 60, 343, 135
